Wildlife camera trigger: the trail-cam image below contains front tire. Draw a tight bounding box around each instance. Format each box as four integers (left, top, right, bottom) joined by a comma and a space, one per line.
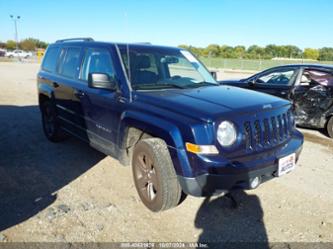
326, 116, 333, 138
132, 138, 182, 212
41, 101, 67, 142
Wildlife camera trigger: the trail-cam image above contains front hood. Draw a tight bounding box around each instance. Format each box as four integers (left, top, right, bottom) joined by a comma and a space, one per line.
134, 85, 290, 121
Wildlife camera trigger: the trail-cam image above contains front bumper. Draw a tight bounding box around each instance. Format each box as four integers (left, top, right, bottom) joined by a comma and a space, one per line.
178, 132, 303, 197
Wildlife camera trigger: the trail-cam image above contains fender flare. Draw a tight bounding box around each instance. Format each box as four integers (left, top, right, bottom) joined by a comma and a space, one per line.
38, 84, 55, 106
118, 110, 192, 176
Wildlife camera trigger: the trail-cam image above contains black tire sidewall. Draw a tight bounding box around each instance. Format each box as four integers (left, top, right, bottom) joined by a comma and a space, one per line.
327, 116, 333, 138
41, 101, 62, 142
132, 140, 164, 212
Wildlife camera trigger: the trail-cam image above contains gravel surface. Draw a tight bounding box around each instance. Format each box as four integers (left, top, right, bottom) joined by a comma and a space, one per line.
0, 62, 332, 243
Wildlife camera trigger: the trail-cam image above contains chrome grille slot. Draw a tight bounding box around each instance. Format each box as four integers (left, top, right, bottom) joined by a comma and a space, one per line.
254, 120, 261, 147
244, 121, 252, 150
282, 113, 288, 137
277, 115, 283, 140
263, 118, 270, 145
271, 116, 277, 142
287, 110, 293, 133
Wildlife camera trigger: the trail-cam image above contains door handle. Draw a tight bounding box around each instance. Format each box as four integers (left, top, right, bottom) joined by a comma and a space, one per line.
53, 82, 59, 88
74, 90, 86, 98
117, 96, 127, 103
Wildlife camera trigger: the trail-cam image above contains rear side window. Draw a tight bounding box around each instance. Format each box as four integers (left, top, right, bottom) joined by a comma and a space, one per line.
58, 47, 81, 78
42, 47, 60, 72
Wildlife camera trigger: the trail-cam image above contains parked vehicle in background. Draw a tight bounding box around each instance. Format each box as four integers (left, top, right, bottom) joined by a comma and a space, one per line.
0, 49, 6, 57
221, 64, 333, 138
37, 38, 303, 212
5, 49, 32, 58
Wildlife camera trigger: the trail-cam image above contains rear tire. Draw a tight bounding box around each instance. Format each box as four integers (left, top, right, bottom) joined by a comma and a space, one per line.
132, 138, 182, 212
41, 101, 67, 142
326, 116, 333, 138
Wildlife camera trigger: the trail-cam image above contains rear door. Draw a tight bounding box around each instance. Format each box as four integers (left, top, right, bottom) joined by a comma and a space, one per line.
249, 67, 300, 99
53, 46, 83, 131
292, 68, 333, 126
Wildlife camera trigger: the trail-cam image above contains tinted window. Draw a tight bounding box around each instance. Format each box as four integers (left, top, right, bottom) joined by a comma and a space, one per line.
257, 69, 296, 85
58, 47, 81, 78
80, 48, 115, 81
42, 47, 60, 72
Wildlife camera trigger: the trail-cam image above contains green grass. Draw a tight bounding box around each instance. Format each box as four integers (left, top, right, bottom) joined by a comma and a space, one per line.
200, 57, 333, 71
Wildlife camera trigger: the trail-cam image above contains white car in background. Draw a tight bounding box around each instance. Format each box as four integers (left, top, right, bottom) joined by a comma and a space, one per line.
5, 50, 33, 58
0, 49, 6, 57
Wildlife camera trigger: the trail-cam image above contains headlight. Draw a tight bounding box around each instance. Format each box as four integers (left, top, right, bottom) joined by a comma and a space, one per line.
217, 121, 237, 147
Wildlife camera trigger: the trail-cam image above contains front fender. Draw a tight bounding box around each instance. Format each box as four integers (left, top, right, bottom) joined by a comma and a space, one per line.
118, 110, 193, 176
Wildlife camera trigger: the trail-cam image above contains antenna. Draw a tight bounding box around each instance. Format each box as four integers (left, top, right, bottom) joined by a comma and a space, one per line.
124, 12, 131, 83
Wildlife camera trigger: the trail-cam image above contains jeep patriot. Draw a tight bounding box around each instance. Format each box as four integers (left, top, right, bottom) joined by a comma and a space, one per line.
38, 38, 303, 212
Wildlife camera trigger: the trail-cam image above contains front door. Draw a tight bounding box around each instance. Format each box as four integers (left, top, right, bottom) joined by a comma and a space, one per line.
250, 67, 299, 99
71, 46, 125, 156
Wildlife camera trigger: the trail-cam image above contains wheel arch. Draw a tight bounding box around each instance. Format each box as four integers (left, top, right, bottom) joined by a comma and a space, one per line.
38, 85, 54, 110
117, 111, 192, 176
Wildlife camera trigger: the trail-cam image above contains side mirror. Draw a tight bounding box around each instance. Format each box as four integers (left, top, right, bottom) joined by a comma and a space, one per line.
210, 71, 217, 80
88, 73, 117, 91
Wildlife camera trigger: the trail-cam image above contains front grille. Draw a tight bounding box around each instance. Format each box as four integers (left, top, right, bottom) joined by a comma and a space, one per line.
243, 110, 293, 151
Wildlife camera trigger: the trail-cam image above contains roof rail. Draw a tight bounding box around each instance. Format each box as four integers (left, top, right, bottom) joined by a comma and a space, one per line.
134, 42, 152, 45
56, 37, 94, 43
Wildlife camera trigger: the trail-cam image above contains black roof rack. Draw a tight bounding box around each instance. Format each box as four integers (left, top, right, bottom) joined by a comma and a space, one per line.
56, 37, 94, 43
134, 42, 152, 45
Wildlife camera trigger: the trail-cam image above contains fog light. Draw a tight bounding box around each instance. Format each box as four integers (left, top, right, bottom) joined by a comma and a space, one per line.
250, 176, 261, 189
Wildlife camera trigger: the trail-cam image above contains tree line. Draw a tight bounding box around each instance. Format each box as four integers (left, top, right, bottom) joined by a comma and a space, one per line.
0, 38, 48, 51
179, 44, 333, 61
1, 38, 333, 61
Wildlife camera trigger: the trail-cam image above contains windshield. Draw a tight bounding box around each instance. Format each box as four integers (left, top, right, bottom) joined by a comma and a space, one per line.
118, 45, 217, 90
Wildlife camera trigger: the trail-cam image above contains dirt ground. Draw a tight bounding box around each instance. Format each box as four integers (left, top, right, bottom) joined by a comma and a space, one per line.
0, 62, 332, 243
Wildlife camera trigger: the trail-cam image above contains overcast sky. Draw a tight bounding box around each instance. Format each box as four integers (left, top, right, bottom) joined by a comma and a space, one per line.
0, 0, 332, 48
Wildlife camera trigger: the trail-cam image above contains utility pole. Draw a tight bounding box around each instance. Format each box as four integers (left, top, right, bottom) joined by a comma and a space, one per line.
10, 15, 21, 49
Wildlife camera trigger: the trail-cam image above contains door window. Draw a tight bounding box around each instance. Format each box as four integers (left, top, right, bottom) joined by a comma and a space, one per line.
42, 47, 60, 72
80, 48, 115, 81
256, 69, 296, 86
58, 47, 81, 79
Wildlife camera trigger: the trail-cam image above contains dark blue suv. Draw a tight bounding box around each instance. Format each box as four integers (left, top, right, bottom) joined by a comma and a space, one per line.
38, 38, 303, 212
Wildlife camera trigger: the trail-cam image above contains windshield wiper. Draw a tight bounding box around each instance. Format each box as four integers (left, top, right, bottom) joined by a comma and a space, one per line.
158, 83, 186, 89
133, 83, 185, 90
184, 81, 218, 88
